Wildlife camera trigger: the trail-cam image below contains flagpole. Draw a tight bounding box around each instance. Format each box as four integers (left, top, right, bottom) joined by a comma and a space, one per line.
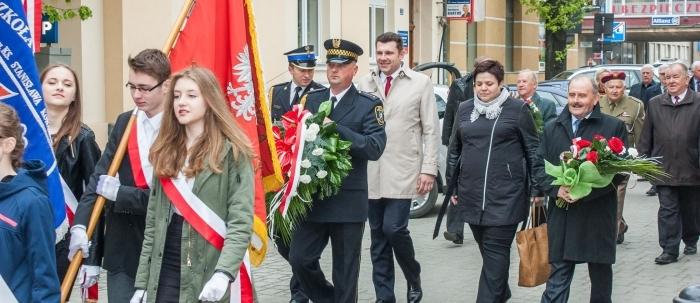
59, 1, 196, 301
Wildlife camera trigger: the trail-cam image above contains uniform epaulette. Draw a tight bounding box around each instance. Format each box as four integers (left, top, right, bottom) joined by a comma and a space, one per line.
271, 81, 290, 88
627, 95, 644, 104
357, 90, 382, 103
307, 87, 328, 95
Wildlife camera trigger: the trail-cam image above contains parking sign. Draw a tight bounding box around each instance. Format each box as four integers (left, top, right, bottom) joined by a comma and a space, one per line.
604, 22, 625, 43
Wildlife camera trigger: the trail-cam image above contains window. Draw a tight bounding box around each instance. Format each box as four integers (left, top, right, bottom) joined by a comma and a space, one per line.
369, 0, 387, 58
298, 0, 320, 52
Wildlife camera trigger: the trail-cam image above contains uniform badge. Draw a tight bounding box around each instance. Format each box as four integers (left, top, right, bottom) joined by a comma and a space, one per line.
622, 111, 630, 117
375, 105, 385, 126
333, 39, 341, 48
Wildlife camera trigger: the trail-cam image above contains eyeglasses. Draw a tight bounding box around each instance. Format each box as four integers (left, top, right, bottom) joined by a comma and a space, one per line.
125, 80, 164, 93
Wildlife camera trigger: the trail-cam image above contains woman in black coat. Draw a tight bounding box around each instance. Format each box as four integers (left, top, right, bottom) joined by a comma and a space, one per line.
537, 76, 627, 303
446, 59, 542, 302
41, 64, 103, 298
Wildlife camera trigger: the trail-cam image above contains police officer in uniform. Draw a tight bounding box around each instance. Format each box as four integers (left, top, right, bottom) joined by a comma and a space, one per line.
599, 71, 645, 244
270, 45, 325, 121
288, 38, 387, 303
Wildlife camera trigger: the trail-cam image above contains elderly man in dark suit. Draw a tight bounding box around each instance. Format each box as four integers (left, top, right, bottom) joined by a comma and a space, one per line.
639, 62, 700, 265
289, 38, 387, 303
270, 45, 325, 122
538, 76, 627, 303
516, 68, 557, 125
688, 61, 700, 91
629, 64, 662, 109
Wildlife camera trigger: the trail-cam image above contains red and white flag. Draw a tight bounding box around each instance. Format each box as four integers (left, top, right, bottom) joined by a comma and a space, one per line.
21, 0, 41, 52
167, 0, 283, 275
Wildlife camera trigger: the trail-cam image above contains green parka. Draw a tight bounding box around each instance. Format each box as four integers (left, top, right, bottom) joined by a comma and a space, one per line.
134, 143, 254, 302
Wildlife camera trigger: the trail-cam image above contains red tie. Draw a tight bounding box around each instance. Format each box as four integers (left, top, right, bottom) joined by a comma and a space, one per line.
384, 75, 393, 96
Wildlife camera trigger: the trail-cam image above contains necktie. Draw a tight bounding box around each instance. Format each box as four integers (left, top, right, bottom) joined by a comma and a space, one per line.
384, 75, 393, 96
330, 96, 338, 115
674, 95, 680, 104
291, 86, 303, 105
572, 119, 581, 135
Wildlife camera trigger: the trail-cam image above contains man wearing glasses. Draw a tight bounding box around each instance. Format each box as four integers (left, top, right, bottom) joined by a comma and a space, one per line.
69, 49, 170, 302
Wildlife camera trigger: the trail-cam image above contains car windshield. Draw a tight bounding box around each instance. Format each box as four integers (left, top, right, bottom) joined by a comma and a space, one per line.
551, 71, 574, 80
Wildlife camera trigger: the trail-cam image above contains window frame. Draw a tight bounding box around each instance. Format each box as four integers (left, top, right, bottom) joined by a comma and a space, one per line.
369, 0, 388, 61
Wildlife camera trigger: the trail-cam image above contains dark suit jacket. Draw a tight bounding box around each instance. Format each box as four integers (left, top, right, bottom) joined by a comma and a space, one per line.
532, 93, 557, 125
270, 81, 325, 121
74, 111, 151, 277
629, 81, 662, 107
689, 77, 700, 91
303, 85, 387, 222
638, 91, 700, 186
536, 105, 627, 264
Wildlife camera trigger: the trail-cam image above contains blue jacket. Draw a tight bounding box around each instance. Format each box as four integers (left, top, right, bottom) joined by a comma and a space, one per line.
0, 160, 60, 302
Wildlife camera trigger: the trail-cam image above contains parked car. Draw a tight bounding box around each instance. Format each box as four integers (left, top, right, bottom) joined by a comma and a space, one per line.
551, 64, 660, 94
507, 80, 569, 114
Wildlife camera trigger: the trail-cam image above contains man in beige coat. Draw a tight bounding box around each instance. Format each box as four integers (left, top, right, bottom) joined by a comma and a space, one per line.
357, 32, 439, 303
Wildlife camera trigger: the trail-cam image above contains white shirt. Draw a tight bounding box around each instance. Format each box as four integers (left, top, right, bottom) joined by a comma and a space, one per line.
671, 89, 688, 104
379, 69, 400, 86
137, 110, 163, 145
289, 82, 306, 105
330, 85, 352, 108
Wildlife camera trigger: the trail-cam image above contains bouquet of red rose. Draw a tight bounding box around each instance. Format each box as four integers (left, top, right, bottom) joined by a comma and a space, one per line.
545, 135, 669, 208
267, 101, 353, 243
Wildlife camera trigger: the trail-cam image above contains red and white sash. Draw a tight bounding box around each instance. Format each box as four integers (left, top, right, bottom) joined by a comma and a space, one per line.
127, 114, 153, 189
160, 176, 253, 303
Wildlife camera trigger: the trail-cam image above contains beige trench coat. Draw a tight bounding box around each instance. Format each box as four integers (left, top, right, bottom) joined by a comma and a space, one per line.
357, 65, 440, 199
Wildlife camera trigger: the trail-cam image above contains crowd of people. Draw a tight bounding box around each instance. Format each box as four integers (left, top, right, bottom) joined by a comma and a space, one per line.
1, 31, 699, 303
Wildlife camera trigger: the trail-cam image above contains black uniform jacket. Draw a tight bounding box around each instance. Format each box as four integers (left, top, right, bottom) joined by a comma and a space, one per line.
55, 125, 103, 266
302, 85, 387, 222
271, 81, 325, 121
74, 111, 151, 277
536, 105, 627, 264
446, 96, 542, 226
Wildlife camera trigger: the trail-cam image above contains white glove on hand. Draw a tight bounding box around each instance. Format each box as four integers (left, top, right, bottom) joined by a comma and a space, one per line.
129, 289, 147, 303
77, 265, 100, 288
198, 272, 231, 302
96, 174, 121, 201
68, 226, 90, 260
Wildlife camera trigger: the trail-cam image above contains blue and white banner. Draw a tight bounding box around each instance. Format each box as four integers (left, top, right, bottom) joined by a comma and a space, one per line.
0, 0, 67, 232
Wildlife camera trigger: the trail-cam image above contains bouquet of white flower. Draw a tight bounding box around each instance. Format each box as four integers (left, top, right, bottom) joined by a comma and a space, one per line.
267, 101, 352, 243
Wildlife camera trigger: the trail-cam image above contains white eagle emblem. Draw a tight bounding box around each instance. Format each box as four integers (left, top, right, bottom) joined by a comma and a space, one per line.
227, 44, 256, 121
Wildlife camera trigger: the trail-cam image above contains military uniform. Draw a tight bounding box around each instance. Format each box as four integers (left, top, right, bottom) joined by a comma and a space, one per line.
599, 72, 646, 244
288, 39, 387, 303
269, 81, 325, 121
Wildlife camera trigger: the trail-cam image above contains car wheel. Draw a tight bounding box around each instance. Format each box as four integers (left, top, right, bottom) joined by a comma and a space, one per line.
410, 184, 438, 218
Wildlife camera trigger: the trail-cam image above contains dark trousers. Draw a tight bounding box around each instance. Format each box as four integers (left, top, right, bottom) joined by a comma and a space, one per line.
368, 198, 422, 302
275, 236, 309, 302
155, 214, 183, 303
289, 221, 365, 303
107, 271, 136, 303
469, 224, 517, 303
446, 201, 465, 237
541, 261, 613, 303
657, 186, 700, 256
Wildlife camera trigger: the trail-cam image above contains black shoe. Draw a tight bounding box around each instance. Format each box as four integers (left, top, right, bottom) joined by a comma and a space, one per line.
646, 187, 657, 196
684, 245, 697, 255
407, 281, 422, 303
616, 224, 629, 244
443, 231, 463, 244
655, 252, 678, 264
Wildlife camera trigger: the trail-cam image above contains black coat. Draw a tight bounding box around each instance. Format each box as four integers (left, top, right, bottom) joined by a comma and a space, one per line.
442, 74, 474, 145
446, 95, 542, 226
302, 85, 387, 222
270, 81, 325, 121
638, 91, 700, 186
54, 125, 103, 266
629, 81, 662, 108
74, 111, 151, 277
536, 105, 627, 264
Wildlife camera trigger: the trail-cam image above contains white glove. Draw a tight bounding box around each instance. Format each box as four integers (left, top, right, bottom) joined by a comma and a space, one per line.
77, 265, 100, 288
130, 289, 147, 303
96, 174, 121, 201
198, 272, 232, 302
68, 226, 90, 260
